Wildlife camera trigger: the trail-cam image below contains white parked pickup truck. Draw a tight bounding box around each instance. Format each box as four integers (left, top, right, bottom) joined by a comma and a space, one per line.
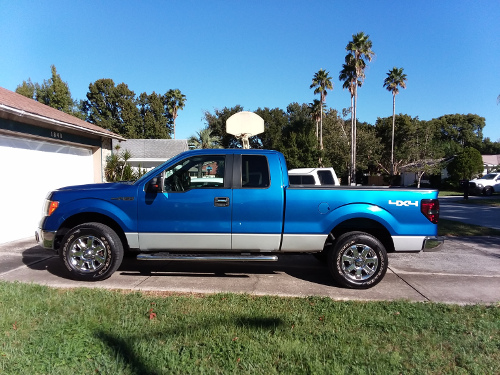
288, 167, 340, 186
469, 172, 500, 196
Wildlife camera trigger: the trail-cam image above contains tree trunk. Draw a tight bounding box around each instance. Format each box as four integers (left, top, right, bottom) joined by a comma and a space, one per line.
391, 93, 396, 176
351, 86, 357, 185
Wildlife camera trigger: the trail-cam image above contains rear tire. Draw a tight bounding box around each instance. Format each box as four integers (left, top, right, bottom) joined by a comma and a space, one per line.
327, 231, 388, 289
60, 222, 124, 281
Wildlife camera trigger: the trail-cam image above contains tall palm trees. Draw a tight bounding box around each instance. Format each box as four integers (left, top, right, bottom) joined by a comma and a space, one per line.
164, 89, 186, 139
310, 69, 333, 153
309, 99, 324, 139
383, 67, 407, 175
344, 32, 374, 184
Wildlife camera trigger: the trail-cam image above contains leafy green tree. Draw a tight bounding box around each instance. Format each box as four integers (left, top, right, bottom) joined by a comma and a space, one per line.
310, 69, 333, 153
281, 103, 319, 168
35, 65, 74, 114
204, 105, 245, 148
322, 109, 351, 179
188, 127, 220, 149
383, 67, 407, 175
375, 115, 432, 176
255, 107, 288, 150
164, 89, 186, 139
345, 32, 375, 183
429, 114, 485, 156
447, 147, 483, 181
137, 92, 171, 139
16, 65, 83, 118
480, 138, 500, 154
83, 79, 142, 138
356, 121, 384, 178
15, 79, 36, 99
403, 120, 444, 187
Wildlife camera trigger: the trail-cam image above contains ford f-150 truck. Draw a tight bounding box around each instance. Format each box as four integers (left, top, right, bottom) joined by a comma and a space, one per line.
36, 149, 443, 289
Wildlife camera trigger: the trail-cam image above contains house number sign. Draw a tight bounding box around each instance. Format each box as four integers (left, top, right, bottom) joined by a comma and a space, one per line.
50, 131, 63, 139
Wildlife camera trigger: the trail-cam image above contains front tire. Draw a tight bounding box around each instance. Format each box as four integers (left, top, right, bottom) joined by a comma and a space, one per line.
484, 186, 493, 196
327, 232, 388, 289
60, 222, 124, 281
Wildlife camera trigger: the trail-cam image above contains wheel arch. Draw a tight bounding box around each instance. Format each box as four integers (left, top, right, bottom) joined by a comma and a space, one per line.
54, 213, 129, 252
329, 218, 395, 253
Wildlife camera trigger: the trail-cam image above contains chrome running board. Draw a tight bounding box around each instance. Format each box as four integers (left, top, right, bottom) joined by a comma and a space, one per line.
137, 253, 278, 262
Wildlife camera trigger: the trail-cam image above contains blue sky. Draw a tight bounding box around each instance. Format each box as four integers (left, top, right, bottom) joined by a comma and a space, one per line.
1, 1, 499, 142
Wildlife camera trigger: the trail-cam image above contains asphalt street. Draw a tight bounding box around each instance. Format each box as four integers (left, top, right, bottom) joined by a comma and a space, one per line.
439, 195, 500, 230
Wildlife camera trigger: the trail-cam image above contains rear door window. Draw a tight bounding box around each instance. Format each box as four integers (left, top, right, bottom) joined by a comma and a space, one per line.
241, 155, 270, 188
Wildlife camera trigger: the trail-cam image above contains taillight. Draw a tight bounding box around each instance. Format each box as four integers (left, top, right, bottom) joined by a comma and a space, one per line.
421, 199, 439, 224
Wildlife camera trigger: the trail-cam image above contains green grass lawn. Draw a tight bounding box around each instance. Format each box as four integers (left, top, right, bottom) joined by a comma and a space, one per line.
1, 282, 499, 374
438, 190, 464, 197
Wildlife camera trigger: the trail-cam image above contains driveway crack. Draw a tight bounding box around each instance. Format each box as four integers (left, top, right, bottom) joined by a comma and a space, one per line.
388, 266, 431, 302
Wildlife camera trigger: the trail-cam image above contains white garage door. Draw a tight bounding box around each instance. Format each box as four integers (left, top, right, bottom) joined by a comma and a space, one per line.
0, 134, 94, 244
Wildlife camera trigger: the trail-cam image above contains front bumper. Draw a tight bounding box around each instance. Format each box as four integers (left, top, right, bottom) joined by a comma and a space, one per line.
35, 228, 57, 250
423, 236, 444, 252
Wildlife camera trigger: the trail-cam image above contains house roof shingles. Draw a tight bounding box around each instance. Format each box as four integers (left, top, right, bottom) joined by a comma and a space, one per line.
482, 154, 500, 166
112, 139, 189, 160
0, 86, 123, 140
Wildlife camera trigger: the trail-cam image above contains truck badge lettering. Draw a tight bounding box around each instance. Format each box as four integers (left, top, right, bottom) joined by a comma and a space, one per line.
389, 200, 418, 207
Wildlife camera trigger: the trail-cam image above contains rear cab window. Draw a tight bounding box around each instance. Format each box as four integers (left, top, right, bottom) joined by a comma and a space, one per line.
241, 155, 270, 188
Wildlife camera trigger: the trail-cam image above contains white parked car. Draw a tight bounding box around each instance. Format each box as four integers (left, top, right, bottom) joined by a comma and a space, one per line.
288, 167, 340, 186
469, 172, 500, 196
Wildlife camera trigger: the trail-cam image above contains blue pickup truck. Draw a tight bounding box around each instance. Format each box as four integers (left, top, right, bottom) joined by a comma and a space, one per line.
36, 149, 442, 289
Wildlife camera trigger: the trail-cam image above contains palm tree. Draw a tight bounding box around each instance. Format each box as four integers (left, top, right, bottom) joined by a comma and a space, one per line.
188, 127, 220, 149
339, 54, 364, 184
164, 89, 186, 139
310, 69, 333, 152
383, 67, 408, 176
309, 99, 324, 139
345, 32, 374, 184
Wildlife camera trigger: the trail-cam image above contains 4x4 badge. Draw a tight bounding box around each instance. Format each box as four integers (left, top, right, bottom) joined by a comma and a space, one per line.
389, 200, 418, 207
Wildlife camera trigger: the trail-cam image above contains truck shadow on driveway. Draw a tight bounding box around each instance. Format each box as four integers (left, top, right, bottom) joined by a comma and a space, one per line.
116, 254, 336, 286
21, 248, 336, 288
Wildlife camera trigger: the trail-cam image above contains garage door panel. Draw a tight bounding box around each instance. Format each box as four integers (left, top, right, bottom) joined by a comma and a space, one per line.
0, 135, 94, 243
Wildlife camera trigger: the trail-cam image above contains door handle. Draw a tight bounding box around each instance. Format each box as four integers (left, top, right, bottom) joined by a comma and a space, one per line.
214, 197, 230, 207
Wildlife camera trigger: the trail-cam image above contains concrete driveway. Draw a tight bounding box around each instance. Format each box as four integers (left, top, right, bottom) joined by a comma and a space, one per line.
1, 235, 499, 305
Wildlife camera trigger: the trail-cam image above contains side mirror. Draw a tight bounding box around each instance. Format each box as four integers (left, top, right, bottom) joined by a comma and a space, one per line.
146, 174, 164, 193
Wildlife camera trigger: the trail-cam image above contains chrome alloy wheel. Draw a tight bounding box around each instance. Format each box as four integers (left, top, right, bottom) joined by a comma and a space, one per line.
341, 244, 379, 281
68, 235, 108, 273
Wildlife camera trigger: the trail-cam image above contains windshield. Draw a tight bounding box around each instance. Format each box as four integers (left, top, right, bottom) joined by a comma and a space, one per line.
133, 155, 177, 185
481, 174, 499, 180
